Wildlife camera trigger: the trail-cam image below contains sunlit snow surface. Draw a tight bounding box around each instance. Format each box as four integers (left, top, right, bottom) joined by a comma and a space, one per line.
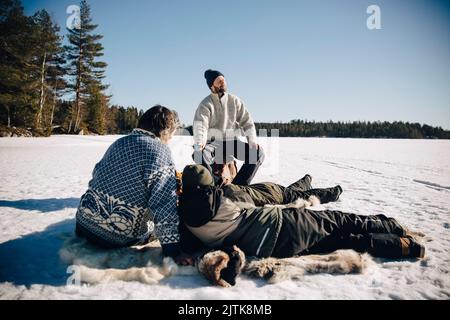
0, 135, 449, 299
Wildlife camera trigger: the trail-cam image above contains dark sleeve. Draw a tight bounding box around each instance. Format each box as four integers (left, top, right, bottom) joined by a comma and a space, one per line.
179, 222, 208, 254
179, 187, 223, 227
223, 185, 255, 205
161, 243, 181, 257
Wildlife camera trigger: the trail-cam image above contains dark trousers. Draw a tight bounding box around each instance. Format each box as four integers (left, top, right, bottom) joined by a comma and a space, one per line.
272, 208, 408, 259
193, 139, 265, 186
281, 176, 340, 204
227, 175, 340, 206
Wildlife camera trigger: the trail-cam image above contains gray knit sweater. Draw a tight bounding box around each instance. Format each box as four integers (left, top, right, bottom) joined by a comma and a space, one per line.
193, 92, 257, 146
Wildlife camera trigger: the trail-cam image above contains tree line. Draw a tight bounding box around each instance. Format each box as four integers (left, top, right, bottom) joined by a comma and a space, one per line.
253, 120, 450, 139
0, 0, 133, 135
181, 120, 450, 139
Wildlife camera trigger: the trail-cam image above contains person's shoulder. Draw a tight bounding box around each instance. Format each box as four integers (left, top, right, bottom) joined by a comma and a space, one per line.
227, 93, 243, 104
126, 132, 167, 153
143, 141, 174, 168
199, 94, 214, 107
126, 131, 155, 145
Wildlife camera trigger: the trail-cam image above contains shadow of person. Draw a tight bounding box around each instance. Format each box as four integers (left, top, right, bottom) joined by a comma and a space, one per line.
0, 218, 175, 288
0, 218, 205, 289
0, 218, 167, 287
0, 198, 80, 213
0, 219, 76, 287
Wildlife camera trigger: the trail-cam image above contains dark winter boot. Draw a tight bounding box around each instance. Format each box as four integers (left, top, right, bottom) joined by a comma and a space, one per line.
331, 185, 343, 202
307, 185, 343, 204
286, 174, 313, 192
400, 236, 426, 258
365, 233, 426, 259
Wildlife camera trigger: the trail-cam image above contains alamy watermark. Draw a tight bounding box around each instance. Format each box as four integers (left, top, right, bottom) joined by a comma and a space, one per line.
367, 5, 381, 30
174, 126, 281, 175
66, 265, 81, 286
66, 5, 81, 30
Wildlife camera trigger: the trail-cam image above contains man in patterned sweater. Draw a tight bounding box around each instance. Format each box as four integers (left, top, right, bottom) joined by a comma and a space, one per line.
76, 106, 193, 265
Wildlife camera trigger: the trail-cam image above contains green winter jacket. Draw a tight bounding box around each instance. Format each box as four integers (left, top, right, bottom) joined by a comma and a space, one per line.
179, 186, 283, 258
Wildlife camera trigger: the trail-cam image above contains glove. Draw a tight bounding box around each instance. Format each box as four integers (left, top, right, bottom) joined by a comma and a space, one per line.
197, 245, 245, 287
175, 171, 183, 195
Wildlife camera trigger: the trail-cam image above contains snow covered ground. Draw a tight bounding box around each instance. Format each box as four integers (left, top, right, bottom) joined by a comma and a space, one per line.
0, 135, 449, 300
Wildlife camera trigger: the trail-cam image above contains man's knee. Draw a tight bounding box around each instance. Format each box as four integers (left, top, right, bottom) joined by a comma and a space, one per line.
192, 150, 203, 164
244, 145, 265, 165
257, 145, 265, 164
192, 145, 214, 164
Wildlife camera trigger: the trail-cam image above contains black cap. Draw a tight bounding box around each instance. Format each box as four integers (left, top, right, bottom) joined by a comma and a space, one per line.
204, 69, 224, 89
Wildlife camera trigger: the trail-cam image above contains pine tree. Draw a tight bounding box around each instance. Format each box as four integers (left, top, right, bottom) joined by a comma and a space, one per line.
0, 0, 38, 128
86, 84, 107, 134
32, 9, 66, 133
65, 0, 107, 133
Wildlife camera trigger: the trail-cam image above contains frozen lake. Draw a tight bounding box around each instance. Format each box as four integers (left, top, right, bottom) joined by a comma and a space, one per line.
0, 135, 449, 299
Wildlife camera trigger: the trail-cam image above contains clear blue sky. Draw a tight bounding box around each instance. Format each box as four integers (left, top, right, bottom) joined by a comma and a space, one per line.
23, 0, 450, 129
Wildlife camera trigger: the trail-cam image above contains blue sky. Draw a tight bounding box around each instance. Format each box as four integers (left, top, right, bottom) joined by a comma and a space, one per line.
23, 0, 450, 129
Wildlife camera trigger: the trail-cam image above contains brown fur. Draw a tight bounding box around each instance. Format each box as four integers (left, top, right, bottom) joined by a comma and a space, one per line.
244, 250, 370, 284
197, 245, 246, 287
197, 250, 231, 287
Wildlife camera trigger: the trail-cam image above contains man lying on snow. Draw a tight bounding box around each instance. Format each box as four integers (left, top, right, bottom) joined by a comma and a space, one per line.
178, 165, 426, 281
75, 105, 193, 266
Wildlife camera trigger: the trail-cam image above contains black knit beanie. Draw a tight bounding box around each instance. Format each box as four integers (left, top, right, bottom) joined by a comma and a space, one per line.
204, 69, 224, 89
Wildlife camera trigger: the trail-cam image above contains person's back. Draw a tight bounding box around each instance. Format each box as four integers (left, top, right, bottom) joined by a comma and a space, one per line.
76, 106, 193, 265
76, 129, 176, 246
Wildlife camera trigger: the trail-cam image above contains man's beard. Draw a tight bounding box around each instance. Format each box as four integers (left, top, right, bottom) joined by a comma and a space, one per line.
214, 86, 226, 94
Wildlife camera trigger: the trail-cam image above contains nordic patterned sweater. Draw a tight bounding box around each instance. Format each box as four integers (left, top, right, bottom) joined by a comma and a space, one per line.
76, 129, 180, 254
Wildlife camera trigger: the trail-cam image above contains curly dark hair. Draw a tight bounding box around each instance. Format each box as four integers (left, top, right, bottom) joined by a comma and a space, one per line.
137, 105, 180, 137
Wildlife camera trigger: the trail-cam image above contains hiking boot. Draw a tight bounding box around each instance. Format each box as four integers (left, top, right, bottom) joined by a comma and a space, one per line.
303, 174, 312, 185
400, 236, 425, 259
330, 185, 343, 202
299, 174, 312, 190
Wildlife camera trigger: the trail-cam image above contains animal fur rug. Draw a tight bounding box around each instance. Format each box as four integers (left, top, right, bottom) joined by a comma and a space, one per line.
59, 236, 371, 287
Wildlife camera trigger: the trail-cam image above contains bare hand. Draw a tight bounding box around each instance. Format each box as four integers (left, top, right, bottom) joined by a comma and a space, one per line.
249, 142, 259, 150
194, 144, 205, 152
174, 253, 195, 266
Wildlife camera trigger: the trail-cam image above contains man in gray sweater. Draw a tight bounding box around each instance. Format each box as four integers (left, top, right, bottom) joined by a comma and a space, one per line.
193, 69, 265, 185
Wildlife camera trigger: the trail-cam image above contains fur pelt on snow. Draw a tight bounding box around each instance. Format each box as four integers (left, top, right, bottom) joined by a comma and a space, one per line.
244, 250, 370, 284
264, 195, 321, 210
60, 236, 371, 287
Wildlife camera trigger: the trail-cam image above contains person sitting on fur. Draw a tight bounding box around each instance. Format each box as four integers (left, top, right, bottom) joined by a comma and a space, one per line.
178, 165, 426, 263
76, 106, 193, 266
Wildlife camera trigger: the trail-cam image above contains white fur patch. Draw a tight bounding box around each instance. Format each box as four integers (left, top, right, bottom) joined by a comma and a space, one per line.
264, 195, 321, 210
60, 237, 370, 286
59, 237, 197, 285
